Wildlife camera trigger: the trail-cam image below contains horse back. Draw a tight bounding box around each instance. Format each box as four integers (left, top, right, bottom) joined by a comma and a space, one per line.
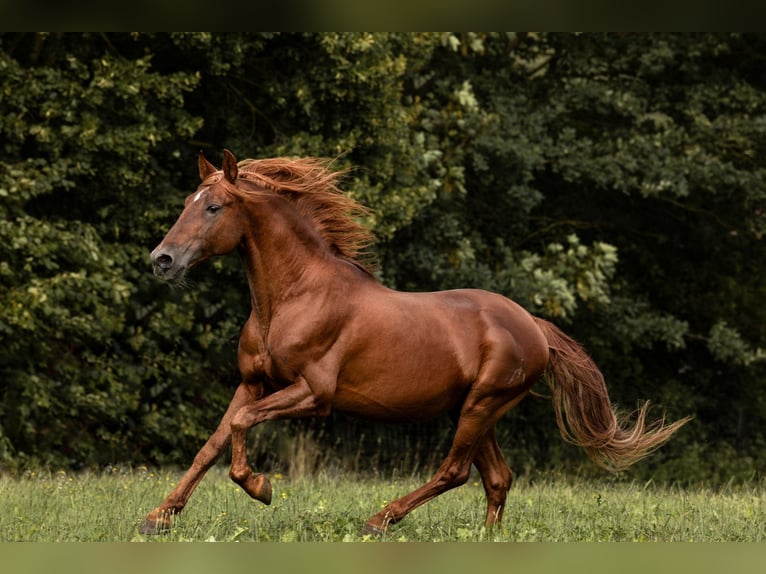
331, 285, 548, 421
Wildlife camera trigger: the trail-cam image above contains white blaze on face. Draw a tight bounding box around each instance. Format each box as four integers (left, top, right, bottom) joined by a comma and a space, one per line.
194, 186, 210, 203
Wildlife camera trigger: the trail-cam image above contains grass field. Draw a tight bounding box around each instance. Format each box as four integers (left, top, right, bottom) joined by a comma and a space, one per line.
6, 466, 766, 542
2, 466, 766, 542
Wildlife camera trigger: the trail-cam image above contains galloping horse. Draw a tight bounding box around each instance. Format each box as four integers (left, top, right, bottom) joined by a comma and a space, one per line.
141, 150, 688, 535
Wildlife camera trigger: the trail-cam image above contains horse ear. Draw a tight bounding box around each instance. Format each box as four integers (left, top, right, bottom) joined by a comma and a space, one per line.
222, 149, 238, 183
198, 150, 218, 181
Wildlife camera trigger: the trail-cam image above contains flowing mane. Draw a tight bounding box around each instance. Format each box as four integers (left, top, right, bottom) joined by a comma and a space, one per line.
235, 157, 378, 274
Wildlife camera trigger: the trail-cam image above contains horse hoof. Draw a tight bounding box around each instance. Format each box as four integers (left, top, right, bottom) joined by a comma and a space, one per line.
139, 509, 172, 535
361, 521, 386, 537
247, 473, 272, 505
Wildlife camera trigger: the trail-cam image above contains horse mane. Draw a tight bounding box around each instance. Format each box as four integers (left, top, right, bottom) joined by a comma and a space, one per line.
234, 157, 379, 275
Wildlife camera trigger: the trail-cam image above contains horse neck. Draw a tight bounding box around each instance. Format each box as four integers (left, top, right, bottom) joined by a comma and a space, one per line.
238, 194, 334, 330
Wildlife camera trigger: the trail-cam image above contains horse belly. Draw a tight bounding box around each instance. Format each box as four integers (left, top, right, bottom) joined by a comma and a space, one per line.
333, 317, 477, 422
333, 372, 467, 422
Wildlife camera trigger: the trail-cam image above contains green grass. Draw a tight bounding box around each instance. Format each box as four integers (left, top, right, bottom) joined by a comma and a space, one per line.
2, 466, 766, 542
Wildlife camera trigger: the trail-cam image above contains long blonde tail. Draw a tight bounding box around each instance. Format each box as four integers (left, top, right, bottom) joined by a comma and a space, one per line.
535, 318, 690, 472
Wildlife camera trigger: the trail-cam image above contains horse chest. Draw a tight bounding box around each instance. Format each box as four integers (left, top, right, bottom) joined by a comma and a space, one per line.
238, 348, 269, 380
237, 319, 274, 381
237, 327, 299, 386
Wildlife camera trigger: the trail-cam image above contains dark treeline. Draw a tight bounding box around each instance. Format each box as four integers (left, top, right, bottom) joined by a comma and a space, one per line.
1, 33, 765, 483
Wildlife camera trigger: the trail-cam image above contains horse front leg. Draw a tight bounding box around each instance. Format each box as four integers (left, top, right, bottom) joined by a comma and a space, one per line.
229, 376, 329, 500
139, 382, 258, 534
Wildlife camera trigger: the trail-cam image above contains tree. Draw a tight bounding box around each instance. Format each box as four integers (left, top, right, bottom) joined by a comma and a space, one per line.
0, 33, 212, 468
1, 33, 764, 482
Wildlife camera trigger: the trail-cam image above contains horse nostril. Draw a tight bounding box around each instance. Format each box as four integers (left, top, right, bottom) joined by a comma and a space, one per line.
156, 254, 173, 269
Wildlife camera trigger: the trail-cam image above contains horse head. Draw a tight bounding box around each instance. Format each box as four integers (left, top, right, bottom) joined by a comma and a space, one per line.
151, 150, 244, 282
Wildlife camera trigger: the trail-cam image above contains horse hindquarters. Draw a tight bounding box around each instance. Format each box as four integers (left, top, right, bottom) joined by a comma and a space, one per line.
362, 320, 540, 533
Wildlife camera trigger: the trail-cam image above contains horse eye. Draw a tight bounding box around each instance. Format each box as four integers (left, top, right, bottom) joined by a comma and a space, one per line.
206, 204, 221, 214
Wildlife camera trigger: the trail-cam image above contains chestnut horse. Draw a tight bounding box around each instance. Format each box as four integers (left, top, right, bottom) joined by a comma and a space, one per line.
140, 150, 688, 535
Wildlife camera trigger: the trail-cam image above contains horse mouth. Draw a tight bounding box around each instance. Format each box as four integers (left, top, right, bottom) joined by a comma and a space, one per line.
153, 263, 188, 283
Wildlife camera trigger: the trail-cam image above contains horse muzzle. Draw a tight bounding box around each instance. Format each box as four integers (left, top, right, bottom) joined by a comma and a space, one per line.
151, 246, 188, 282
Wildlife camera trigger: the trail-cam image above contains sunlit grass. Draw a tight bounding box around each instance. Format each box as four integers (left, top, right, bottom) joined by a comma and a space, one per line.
2, 466, 765, 542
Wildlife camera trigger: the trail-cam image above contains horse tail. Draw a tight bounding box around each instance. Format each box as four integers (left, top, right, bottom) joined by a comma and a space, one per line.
534, 317, 690, 472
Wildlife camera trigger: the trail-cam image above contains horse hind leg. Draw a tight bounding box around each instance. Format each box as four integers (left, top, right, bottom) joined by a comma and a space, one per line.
362, 427, 478, 535
472, 427, 513, 528
363, 372, 526, 533
362, 340, 535, 535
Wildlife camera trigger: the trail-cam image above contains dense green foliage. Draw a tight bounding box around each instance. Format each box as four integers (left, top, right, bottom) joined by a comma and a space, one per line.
1, 33, 765, 482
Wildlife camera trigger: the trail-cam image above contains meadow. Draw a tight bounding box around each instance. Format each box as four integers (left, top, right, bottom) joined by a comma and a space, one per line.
2, 465, 765, 542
